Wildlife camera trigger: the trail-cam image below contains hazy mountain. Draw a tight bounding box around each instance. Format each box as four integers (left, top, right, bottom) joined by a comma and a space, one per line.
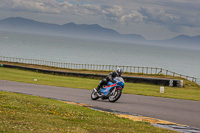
0, 17, 145, 42
0, 17, 60, 33
0, 17, 199, 45
162, 35, 200, 45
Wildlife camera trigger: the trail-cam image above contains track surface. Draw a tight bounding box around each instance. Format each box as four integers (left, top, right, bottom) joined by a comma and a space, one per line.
0, 80, 200, 129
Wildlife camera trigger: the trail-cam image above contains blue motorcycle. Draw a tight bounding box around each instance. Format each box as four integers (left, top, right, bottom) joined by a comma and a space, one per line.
91, 77, 125, 102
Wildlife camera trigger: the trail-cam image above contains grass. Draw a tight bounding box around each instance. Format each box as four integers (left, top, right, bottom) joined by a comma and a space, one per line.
0, 91, 176, 133
0, 64, 197, 132
0, 67, 200, 101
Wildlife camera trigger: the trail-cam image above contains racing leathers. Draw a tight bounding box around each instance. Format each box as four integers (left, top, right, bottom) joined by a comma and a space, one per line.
96, 71, 119, 91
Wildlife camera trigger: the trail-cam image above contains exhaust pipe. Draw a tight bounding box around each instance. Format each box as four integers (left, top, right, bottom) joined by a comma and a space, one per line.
94, 88, 102, 97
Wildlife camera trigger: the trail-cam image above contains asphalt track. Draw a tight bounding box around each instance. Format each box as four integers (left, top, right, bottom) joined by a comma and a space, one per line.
0, 80, 200, 129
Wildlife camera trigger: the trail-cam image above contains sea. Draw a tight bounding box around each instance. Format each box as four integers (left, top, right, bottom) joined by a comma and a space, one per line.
0, 30, 200, 83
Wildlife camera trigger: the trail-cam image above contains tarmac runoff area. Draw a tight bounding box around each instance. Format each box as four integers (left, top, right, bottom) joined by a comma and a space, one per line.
62, 101, 200, 133
0, 80, 199, 132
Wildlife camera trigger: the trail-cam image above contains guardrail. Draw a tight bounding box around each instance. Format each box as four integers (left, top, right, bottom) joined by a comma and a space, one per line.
1, 64, 184, 87
0, 56, 198, 84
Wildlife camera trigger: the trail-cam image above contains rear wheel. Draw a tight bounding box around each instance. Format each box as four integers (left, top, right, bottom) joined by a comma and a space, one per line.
109, 89, 122, 102
91, 90, 99, 100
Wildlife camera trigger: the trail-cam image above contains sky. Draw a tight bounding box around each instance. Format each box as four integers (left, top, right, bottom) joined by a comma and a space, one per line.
0, 0, 200, 40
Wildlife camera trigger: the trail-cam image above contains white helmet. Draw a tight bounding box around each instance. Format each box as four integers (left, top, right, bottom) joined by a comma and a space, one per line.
116, 68, 123, 76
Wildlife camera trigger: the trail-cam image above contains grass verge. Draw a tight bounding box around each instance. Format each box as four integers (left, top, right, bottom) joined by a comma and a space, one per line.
0, 67, 200, 101
0, 91, 176, 133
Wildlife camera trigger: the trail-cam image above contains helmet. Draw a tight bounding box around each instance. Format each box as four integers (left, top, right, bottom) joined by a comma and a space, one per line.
116, 68, 123, 76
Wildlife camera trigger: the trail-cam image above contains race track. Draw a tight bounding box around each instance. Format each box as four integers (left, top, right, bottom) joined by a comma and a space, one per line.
0, 80, 200, 129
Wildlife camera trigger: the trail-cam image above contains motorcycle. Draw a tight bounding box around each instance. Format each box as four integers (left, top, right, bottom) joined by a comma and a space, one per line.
91, 77, 125, 102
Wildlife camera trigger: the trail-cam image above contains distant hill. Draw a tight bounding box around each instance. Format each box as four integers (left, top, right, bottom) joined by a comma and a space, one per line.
0, 17, 199, 45
164, 35, 200, 45
0, 17, 145, 42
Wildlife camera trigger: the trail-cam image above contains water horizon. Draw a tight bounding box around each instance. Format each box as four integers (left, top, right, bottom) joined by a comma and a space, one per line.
0, 30, 199, 81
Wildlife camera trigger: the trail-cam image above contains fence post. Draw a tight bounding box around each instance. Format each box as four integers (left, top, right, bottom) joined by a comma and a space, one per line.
166, 70, 168, 76
192, 77, 195, 82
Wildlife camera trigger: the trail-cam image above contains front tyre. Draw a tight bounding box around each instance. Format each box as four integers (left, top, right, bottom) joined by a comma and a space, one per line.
91, 90, 99, 100
109, 89, 122, 102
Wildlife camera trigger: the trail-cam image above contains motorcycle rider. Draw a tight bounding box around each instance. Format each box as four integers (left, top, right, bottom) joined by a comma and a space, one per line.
95, 68, 123, 93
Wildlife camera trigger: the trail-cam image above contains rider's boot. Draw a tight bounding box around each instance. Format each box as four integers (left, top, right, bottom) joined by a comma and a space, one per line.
96, 85, 100, 91
95, 85, 101, 94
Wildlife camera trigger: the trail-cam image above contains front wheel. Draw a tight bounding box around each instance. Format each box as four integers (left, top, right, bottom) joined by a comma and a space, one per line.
109, 89, 122, 102
91, 90, 99, 100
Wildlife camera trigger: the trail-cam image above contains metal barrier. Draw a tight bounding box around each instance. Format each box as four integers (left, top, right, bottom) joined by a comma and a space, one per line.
2, 64, 184, 87
0, 56, 198, 84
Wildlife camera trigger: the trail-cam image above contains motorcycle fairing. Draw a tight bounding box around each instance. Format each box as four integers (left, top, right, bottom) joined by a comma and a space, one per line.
100, 81, 123, 96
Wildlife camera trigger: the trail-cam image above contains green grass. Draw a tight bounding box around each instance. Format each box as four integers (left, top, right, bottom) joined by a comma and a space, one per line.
0, 91, 176, 133
0, 67, 200, 101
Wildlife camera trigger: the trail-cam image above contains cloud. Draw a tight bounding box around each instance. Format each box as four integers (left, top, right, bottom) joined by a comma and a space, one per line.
119, 11, 144, 24
138, 7, 178, 24
0, 0, 199, 33
137, 6, 200, 32
0, 0, 72, 14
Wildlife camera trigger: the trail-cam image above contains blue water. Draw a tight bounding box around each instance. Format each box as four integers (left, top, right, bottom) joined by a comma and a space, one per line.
0, 31, 200, 80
